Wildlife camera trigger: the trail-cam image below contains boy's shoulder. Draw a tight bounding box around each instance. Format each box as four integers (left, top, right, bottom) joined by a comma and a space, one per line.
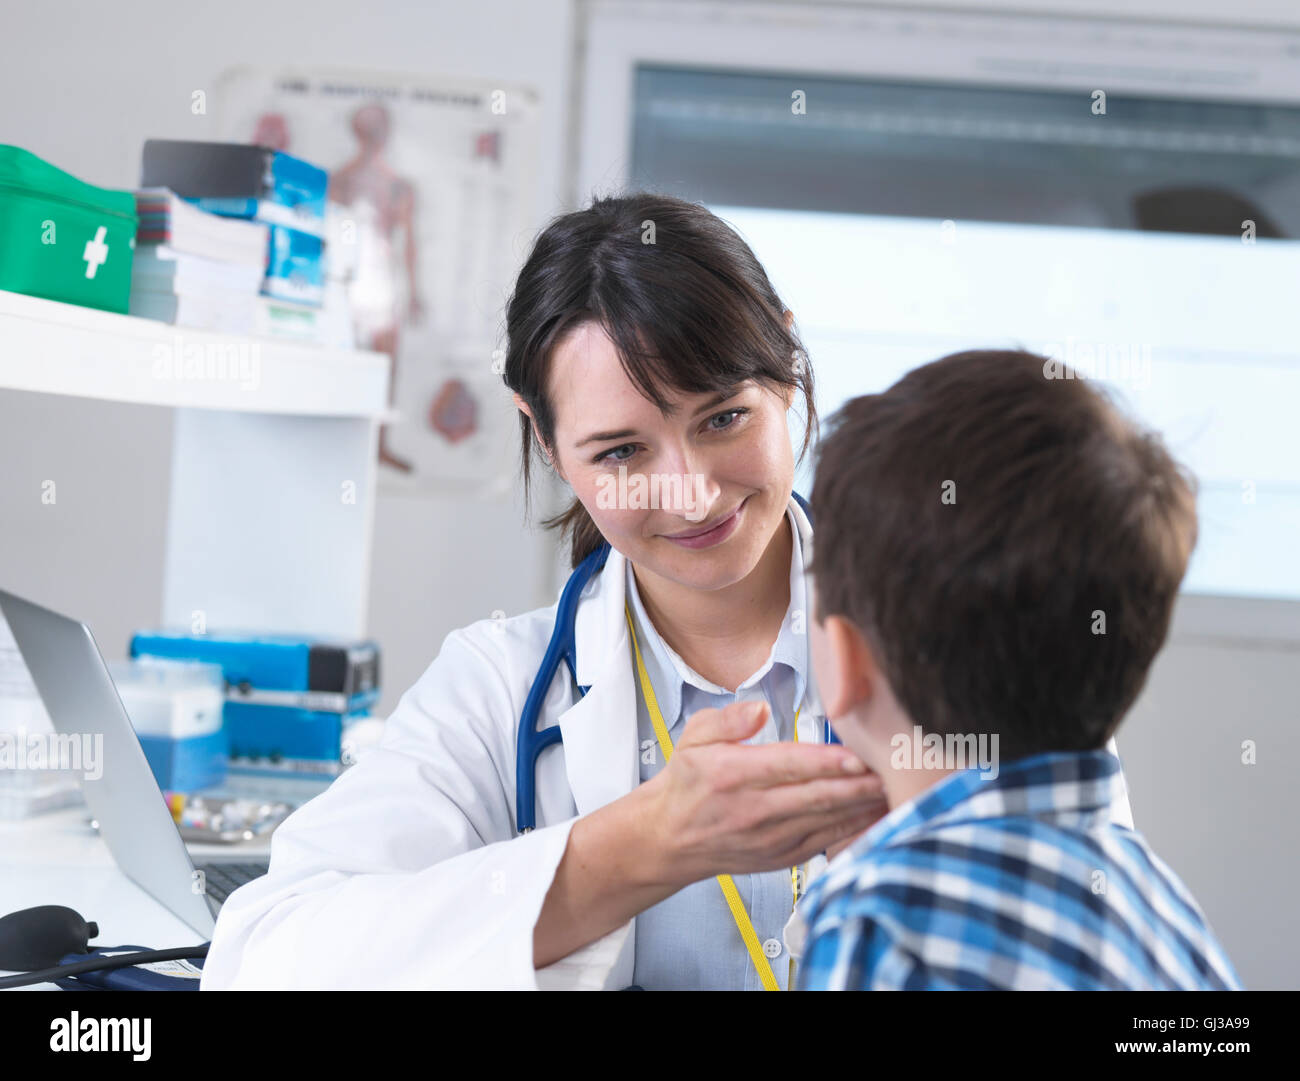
796, 810, 1242, 990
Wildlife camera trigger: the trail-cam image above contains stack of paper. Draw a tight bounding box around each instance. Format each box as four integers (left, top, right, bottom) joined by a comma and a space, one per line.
129, 188, 268, 335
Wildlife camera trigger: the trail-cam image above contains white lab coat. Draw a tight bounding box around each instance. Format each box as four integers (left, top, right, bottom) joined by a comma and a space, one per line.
199, 496, 1133, 990
198, 493, 689, 991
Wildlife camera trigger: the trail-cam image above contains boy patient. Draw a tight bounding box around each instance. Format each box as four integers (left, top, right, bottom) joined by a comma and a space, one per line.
791, 349, 1241, 991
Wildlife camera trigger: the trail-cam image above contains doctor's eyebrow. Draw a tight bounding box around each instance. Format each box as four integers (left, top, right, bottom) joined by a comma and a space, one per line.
574, 389, 740, 447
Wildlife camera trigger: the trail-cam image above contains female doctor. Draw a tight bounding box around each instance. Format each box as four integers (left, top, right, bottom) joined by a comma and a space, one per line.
199, 195, 1008, 990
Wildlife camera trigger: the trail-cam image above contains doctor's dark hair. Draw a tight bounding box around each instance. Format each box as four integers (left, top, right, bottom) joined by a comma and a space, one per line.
501, 192, 816, 568
809, 350, 1198, 762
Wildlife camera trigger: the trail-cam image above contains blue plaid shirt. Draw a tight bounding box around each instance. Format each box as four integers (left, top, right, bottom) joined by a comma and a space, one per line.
789, 749, 1242, 990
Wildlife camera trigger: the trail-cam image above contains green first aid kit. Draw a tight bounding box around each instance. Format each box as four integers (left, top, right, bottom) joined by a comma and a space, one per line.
0, 144, 137, 313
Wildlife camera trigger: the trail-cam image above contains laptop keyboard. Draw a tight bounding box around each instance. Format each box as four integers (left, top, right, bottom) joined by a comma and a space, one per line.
196, 862, 269, 904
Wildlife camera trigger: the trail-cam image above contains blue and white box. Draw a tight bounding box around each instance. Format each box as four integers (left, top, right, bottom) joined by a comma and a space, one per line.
108, 658, 227, 793
262, 224, 325, 306
128, 631, 380, 779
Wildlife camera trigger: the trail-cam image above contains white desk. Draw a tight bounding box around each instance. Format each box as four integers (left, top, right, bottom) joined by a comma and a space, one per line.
0, 803, 275, 990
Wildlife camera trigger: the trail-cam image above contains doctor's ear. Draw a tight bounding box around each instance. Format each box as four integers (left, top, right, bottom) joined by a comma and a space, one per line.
512, 393, 564, 479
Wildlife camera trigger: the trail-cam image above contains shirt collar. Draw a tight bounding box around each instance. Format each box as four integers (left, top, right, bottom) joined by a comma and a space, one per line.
813, 748, 1127, 888
787, 748, 1130, 962
624, 500, 810, 720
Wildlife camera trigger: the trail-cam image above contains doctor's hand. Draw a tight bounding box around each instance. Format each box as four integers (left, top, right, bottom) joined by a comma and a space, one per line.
639, 699, 888, 887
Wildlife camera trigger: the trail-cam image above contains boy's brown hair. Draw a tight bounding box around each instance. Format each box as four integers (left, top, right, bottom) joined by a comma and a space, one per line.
809, 350, 1198, 760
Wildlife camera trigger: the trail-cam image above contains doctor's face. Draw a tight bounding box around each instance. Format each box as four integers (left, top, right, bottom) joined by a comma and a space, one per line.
541, 321, 796, 592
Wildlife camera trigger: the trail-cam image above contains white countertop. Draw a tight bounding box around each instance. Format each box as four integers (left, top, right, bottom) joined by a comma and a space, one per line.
0, 798, 281, 991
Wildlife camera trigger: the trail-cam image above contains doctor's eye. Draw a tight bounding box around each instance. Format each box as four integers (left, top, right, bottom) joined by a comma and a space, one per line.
594, 443, 638, 465
706, 407, 749, 431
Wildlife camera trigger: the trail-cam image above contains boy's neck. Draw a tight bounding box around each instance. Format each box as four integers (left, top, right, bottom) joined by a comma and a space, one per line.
882, 764, 955, 811
856, 716, 959, 811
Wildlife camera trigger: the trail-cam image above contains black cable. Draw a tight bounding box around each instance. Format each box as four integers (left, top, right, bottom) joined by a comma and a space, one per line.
0, 943, 210, 989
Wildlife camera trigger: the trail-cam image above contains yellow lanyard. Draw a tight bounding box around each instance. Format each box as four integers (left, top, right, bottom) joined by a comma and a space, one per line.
625, 602, 804, 991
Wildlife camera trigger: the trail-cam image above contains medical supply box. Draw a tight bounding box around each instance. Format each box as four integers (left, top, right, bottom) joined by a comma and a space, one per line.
108, 658, 227, 793
128, 630, 380, 778
264, 222, 325, 305
139, 139, 328, 236
0, 145, 137, 312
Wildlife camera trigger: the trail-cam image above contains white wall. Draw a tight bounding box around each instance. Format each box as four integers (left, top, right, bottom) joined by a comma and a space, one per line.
1119, 632, 1298, 990
873, 0, 1300, 27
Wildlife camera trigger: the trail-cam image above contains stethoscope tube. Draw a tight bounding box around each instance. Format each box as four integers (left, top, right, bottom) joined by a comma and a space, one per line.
515, 542, 610, 832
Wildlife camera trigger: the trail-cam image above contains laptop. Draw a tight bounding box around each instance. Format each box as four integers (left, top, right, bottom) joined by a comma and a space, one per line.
0, 587, 269, 938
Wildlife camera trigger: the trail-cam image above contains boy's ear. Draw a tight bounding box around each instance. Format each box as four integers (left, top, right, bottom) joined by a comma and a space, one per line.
819, 614, 877, 720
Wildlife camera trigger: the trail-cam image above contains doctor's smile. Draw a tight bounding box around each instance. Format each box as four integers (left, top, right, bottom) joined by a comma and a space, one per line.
660, 495, 747, 549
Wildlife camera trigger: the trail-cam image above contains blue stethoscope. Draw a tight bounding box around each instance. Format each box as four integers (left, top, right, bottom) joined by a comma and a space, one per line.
515, 490, 838, 833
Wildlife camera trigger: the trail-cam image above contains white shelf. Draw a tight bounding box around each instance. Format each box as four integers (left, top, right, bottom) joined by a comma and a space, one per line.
0, 288, 389, 417
1, 286, 390, 639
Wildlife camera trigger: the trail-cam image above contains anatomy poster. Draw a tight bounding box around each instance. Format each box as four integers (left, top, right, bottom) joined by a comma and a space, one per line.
215, 66, 539, 493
